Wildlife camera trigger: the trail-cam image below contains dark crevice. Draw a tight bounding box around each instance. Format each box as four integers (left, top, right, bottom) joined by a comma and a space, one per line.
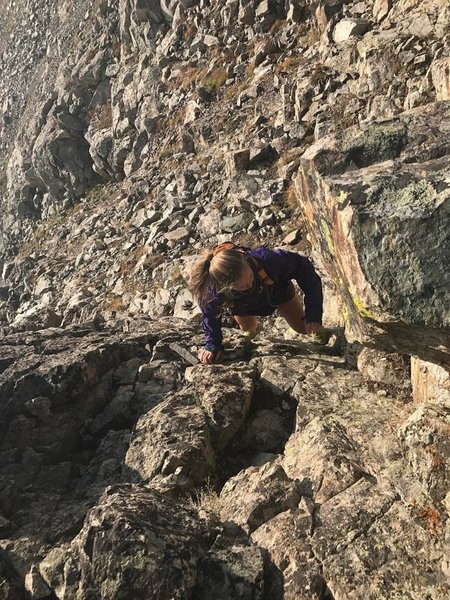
216, 379, 297, 486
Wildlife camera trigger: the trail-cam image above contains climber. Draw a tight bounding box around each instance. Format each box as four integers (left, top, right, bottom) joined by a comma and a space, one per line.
188, 242, 324, 364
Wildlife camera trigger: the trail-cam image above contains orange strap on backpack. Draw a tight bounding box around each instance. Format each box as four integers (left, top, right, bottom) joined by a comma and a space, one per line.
211, 242, 274, 285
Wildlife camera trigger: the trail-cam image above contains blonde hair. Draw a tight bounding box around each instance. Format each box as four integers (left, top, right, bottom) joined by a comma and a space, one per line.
189, 249, 248, 306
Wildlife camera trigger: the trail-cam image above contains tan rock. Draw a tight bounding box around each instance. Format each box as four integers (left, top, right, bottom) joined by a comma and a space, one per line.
251, 507, 325, 600
220, 462, 300, 533
411, 358, 450, 406
431, 58, 450, 101
282, 416, 366, 503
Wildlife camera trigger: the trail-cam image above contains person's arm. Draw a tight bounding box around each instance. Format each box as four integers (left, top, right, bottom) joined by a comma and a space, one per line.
200, 295, 224, 363
252, 248, 323, 324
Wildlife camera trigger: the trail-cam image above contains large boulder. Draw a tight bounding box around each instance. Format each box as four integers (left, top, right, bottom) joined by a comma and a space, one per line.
220, 462, 301, 533
40, 484, 214, 599
185, 363, 255, 451
295, 101, 450, 365
315, 483, 449, 599
251, 506, 326, 600
124, 389, 216, 492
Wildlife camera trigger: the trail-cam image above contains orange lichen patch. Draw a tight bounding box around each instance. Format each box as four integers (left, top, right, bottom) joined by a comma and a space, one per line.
418, 505, 441, 536
425, 444, 442, 468
102, 295, 125, 313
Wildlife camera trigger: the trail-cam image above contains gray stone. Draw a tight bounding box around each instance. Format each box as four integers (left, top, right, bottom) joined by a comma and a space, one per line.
124, 390, 215, 491
296, 103, 450, 364
45, 485, 213, 599
164, 226, 190, 242
185, 364, 255, 451
333, 19, 370, 43
220, 462, 301, 533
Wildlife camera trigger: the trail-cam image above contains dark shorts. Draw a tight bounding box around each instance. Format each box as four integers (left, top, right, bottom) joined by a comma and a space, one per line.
232, 280, 296, 317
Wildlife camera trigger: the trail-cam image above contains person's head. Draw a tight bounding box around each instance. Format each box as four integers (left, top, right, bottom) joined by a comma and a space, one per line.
189, 248, 254, 306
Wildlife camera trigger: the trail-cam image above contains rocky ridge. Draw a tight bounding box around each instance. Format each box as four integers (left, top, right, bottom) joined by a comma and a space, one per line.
0, 320, 448, 599
0, 1, 449, 360
0, 0, 449, 598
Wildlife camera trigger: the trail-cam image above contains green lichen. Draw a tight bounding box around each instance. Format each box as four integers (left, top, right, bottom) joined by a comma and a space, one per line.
321, 218, 335, 256
366, 178, 438, 219
352, 297, 375, 319
337, 190, 348, 207
341, 122, 407, 168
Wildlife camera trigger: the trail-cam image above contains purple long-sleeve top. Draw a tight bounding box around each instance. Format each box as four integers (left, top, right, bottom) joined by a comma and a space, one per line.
200, 248, 323, 351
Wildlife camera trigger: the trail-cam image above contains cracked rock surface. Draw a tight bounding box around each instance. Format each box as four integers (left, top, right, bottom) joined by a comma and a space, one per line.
0, 1, 449, 598
0, 320, 448, 598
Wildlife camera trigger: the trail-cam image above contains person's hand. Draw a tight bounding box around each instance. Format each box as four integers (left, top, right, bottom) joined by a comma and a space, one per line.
305, 322, 322, 334
198, 348, 223, 364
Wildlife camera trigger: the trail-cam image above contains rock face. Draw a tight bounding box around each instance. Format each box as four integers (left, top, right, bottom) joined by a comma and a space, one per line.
48, 484, 213, 599
0, 0, 449, 598
0, 0, 448, 378
295, 102, 450, 364
0, 323, 448, 599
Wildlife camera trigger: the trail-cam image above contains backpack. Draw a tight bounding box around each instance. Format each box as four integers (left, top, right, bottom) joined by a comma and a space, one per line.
212, 242, 275, 287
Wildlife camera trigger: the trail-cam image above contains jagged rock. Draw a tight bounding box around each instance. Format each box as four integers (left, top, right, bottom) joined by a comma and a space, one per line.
318, 492, 449, 598
287, 0, 304, 24
194, 539, 265, 599
251, 506, 326, 600
249, 144, 279, 166
222, 212, 252, 233
357, 346, 411, 393
119, 0, 165, 53
431, 57, 450, 101
184, 100, 201, 123
220, 462, 301, 533
408, 12, 433, 38
124, 389, 216, 491
333, 18, 370, 43
185, 364, 255, 451
373, 0, 391, 22
398, 404, 450, 505
24, 565, 51, 599
41, 484, 214, 599
164, 226, 190, 242
31, 110, 97, 209
295, 102, 450, 364
283, 229, 302, 245
315, 0, 349, 33
282, 416, 367, 502
411, 358, 450, 406
10, 305, 62, 332
226, 149, 250, 175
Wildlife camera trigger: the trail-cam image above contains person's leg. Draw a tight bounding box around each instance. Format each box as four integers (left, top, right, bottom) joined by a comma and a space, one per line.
277, 293, 307, 333
234, 314, 258, 332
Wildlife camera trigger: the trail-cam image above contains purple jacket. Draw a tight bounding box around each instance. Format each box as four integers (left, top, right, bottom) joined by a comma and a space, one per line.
201, 248, 323, 351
